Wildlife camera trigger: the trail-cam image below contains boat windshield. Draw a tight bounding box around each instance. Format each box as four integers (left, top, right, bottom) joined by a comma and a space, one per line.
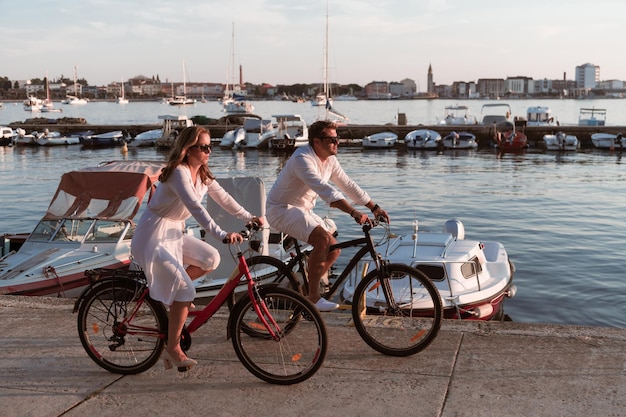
28, 219, 131, 243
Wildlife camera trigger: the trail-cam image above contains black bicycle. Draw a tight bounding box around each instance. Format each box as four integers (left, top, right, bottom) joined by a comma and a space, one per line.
240, 218, 442, 357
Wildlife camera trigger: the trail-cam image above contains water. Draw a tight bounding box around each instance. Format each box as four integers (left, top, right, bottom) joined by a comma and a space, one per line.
4, 97, 626, 127
2, 100, 626, 328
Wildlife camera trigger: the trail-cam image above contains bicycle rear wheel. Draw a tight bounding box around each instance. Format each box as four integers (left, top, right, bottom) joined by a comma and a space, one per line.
76, 279, 168, 374
226, 255, 301, 311
229, 286, 327, 385
351, 263, 442, 357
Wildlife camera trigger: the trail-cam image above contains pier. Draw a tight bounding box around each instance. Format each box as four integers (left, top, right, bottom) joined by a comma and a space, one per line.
8, 121, 626, 149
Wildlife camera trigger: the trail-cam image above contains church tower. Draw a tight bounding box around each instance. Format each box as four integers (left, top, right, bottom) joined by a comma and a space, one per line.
427, 63, 434, 94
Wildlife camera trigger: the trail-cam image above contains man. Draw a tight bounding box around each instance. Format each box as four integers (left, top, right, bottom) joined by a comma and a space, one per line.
266, 120, 390, 311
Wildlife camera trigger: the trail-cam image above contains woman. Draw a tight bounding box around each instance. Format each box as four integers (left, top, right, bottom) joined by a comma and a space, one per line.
131, 126, 263, 371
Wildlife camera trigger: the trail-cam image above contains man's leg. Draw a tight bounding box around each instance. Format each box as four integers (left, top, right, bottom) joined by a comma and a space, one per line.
307, 226, 340, 308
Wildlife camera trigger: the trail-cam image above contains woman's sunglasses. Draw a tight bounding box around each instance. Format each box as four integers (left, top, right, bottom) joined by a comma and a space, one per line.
190, 144, 213, 153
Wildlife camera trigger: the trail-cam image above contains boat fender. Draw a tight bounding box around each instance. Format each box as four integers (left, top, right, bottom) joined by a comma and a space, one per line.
443, 219, 465, 240
469, 304, 493, 319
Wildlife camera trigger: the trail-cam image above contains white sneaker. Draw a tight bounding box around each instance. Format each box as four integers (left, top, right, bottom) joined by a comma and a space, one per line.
314, 298, 339, 312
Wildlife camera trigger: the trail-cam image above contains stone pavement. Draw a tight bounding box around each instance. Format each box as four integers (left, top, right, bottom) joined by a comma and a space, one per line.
1, 295, 625, 417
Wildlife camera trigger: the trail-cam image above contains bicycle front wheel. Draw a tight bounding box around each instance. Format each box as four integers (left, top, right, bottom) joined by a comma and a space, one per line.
76, 279, 168, 374
351, 263, 442, 357
229, 286, 327, 385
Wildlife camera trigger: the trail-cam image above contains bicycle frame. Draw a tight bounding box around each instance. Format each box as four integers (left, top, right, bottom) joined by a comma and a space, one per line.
185, 249, 280, 340
290, 222, 385, 301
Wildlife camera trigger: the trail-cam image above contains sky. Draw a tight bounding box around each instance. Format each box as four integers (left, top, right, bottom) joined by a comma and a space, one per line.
2, 0, 624, 89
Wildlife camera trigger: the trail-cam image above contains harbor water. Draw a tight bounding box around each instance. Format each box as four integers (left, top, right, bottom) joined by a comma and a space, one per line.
1, 99, 625, 328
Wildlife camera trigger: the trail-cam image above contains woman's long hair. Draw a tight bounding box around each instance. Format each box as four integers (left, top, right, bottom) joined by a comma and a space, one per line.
159, 126, 215, 183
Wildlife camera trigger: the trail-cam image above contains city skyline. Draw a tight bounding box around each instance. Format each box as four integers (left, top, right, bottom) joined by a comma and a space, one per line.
3, 1, 624, 88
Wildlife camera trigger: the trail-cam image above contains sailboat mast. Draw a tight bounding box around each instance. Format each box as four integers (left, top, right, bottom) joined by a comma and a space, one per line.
324, 2, 329, 100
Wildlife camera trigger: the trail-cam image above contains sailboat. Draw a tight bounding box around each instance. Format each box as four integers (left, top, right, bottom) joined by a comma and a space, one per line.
62, 66, 87, 105
41, 71, 62, 113
168, 61, 195, 106
221, 22, 254, 114
116, 77, 129, 104
312, 1, 348, 122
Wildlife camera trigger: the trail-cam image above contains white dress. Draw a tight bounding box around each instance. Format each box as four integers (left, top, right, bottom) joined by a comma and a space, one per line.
131, 165, 253, 305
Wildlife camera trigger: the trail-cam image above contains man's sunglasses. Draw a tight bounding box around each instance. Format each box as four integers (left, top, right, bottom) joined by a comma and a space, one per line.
319, 136, 339, 144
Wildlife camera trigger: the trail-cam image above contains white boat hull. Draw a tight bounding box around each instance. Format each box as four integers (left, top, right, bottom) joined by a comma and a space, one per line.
543, 132, 579, 151
340, 220, 516, 320
362, 132, 398, 148
590, 133, 625, 149
404, 129, 441, 149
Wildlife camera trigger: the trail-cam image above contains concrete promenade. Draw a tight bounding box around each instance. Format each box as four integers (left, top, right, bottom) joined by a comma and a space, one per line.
1, 294, 625, 417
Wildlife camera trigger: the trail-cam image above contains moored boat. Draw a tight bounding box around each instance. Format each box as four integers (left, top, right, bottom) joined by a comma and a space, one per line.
404, 129, 441, 150
154, 115, 194, 148
578, 107, 606, 126
362, 132, 398, 149
526, 106, 557, 126
0, 160, 165, 297
441, 131, 478, 149
438, 105, 477, 125
493, 121, 528, 152
127, 129, 162, 147
1, 126, 16, 146
221, 117, 275, 150
268, 114, 308, 150
543, 132, 579, 151
340, 219, 517, 320
80, 130, 127, 148
590, 132, 625, 150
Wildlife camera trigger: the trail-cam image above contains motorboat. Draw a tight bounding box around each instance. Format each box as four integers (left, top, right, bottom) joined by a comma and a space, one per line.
222, 94, 254, 114
220, 117, 275, 150
23, 96, 43, 112
480, 103, 512, 125
127, 129, 162, 147
362, 132, 398, 149
493, 121, 528, 152
578, 107, 606, 126
268, 114, 309, 150
404, 129, 442, 150
1, 126, 16, 146
80, 130, 127, 148
35, 130, 80, 146
543, 132, 579, 151
340, 219, 517, 321
168, 95, 195, 106
438, 105, 477, 125
0, 160, 165, 297
62, 95, 88, 105
590, 132, 625, 150
526, 106, 557, 126
13, 128, 37, 146
441, 131, 478, 149
154, 115, 194, 148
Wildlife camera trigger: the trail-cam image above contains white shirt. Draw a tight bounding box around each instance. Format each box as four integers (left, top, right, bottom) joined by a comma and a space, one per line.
267, 144, 370, 211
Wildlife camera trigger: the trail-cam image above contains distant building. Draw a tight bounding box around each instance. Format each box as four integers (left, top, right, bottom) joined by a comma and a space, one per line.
576, 63, 600, 89
364, 81, 391, 99
505, 76, 534, 96
427, 64, 434, 94
476, 78, 505, 99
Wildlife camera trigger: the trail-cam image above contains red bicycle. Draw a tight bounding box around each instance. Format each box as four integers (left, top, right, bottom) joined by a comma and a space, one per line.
73, 224, 328, 385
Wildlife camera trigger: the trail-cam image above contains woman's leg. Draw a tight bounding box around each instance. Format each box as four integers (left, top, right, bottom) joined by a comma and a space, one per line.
167, 301, 192, 361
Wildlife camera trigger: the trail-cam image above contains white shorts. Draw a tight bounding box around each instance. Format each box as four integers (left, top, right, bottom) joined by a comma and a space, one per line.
266, 204, 333, 243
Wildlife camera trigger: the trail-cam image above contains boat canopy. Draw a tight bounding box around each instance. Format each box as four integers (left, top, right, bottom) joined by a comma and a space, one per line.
44, 161, 164, 221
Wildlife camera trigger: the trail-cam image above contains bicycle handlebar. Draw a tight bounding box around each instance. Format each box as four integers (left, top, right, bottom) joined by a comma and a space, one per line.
222, 221, 262, 244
